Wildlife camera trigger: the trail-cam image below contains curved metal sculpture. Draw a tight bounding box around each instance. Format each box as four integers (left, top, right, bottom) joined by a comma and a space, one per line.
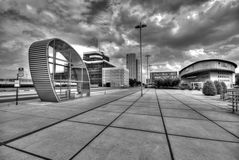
29, 38, 90, 102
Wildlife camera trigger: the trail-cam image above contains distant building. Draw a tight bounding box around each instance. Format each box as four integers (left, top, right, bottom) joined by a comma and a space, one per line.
83, 51, 115, 86
179, 59, 237, 88
102, 68, 129, 87
150, 71, 178, 84
126, 53, 137, 80
136, 59, 140, 81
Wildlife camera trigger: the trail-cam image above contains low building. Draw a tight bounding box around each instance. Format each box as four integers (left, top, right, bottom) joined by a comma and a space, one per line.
179, 59, 237, 88
150, 71, 178, 84
102, 68, 129, 87
83, 51, 115, 87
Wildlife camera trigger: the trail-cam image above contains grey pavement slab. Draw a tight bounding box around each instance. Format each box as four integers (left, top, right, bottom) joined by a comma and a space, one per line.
198, 110, 239, 122
160, 102, 191, 109
185, 103, 220, 110
2, 106, 78, 119
0, 146, 42, 160
169, 135, 239, 160
126, 106, 161, 116
95, 104, 128, 113
162, 109, 206, 120
112, 113, 164, 133
0, 111, 25, 124
9, 121, 104, 160
69, 110, 120, 125
216, 121, 239, 137
0, 116, 58, 143
109, 101, 133, 106
73, 127, 171, 160
164, 117, 239, 142
132, 102, 158, 108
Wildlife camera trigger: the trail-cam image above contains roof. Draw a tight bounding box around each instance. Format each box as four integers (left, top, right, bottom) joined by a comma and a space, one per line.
179, 59, 237, 74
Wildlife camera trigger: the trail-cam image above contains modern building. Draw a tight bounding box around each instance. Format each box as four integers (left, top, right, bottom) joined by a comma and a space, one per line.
179, 59, 237, 88
29, 38, 90, 102
136, 59, 140, 81
150, 71, 178, 84
102, 68, 129, 87
126, 53, 138, 80
83, 51, 115, 86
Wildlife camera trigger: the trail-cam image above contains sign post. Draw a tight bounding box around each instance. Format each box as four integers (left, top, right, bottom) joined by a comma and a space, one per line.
15, 68, 24, 105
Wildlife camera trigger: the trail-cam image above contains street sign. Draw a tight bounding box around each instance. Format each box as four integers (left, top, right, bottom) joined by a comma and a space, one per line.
18, 67, 24, 77
14, 80, 20, 87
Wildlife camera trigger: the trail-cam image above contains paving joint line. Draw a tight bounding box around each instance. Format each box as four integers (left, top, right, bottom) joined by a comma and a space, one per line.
155, 89, 175, 160
4, 144, 52, 160
1, 90, 140, 146
67, 119, 239, 144
68, 89, 150, 160
164, 90, 239, 139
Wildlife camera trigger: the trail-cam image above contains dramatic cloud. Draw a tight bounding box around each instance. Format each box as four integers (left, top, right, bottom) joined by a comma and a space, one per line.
0, 0, 239, 79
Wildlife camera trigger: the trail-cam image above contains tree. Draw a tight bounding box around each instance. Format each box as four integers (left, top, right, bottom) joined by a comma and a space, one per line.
202, 80, 217, 96
235, 73, 239, 86
214, 80, 222, 95
220, 81, 227, 93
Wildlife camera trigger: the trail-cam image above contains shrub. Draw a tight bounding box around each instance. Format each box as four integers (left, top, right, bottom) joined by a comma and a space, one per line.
214, 80, 222, 94
202, 80, 217, 96
220, 81, 227, 93
179, 82, 192, 90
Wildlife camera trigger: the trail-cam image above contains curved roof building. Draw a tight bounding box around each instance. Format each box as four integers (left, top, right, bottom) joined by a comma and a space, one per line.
179, 59, 237, 88
29, 38, 90, 102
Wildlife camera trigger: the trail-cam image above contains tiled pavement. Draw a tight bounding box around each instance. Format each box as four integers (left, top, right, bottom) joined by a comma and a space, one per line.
0, 89, 238, 160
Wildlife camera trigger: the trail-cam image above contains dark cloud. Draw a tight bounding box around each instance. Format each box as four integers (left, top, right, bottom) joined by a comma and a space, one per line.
0, 0, 239, 79
130, 0, 210, 13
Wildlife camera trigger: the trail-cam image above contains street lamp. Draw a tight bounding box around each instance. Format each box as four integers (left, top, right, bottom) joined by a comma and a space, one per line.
135, 22, 147, 97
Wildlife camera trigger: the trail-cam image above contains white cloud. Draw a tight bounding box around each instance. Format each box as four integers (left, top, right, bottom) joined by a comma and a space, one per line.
185, 48, 206, 57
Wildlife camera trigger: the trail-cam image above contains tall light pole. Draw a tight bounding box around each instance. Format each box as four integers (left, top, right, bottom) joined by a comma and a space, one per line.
145, 54, 151, 84
135, 22, 147, 96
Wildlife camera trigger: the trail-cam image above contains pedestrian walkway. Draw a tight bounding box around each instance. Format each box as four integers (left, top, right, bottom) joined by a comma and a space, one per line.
0, 89, 238, 160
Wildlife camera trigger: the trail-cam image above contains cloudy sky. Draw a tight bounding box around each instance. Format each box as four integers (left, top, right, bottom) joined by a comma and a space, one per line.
0, 0, 239, 79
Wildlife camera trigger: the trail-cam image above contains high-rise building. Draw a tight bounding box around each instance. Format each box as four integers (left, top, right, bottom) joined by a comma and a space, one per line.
83, 51, 115, 87
126, 53, 137, 80
102, 68, 129, 87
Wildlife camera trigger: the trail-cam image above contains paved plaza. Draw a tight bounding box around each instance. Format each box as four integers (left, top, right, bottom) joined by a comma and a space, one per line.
0, 89, 238, 160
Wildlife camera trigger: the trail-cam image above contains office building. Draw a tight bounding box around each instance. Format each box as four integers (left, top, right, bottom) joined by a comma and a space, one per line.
102, 68, 129, 87
83, 51, 115, 86
126, 53, 138, 80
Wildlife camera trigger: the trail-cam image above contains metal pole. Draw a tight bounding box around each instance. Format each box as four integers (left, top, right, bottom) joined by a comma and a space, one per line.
139, 22, 143, 96
16, 74, 19, 105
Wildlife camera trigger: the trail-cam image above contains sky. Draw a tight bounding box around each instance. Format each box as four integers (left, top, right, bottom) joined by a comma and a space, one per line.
0, 0, 239, 80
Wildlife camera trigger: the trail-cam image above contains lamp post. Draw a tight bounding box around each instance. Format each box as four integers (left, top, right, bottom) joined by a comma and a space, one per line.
135, 22, 147, 96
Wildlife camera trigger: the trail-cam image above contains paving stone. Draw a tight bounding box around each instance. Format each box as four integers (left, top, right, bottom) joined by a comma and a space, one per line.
216, 121, 239, 137
73, 128, 171, 160
132, 102, 158, 108
0, 111, 25, 124
162, 109, 206, 120
165, 117, 239, 142
9, 122, 104, 160
70, 110, 120, 125
199, 110, 239, 122
126, 106, 161, 116
169, 135, 239, 160
112, 113, 164, 133
95, 104, 128, 113
0, 116, 58, 143
0, 146, 42, 160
